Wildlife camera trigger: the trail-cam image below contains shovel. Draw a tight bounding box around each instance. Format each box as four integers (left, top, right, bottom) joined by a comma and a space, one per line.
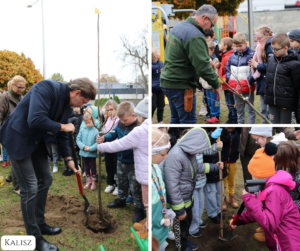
219, 179, 266, 242
68, 132, 90, 226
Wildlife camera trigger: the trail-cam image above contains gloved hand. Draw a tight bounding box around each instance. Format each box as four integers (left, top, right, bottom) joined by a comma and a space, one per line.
211, 128, 223, 139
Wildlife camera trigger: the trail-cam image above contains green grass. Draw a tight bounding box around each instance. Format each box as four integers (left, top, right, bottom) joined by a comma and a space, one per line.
153, 90, 263, 124
0, 159, 140, 251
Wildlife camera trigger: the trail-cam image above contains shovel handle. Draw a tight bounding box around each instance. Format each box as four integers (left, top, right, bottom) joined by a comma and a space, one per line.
68, 132, 84, 196
229, 202, 245, 230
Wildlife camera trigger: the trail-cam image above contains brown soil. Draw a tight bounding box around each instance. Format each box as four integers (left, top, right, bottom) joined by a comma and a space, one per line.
0, 194, 119, 238
167, 214, 267, 251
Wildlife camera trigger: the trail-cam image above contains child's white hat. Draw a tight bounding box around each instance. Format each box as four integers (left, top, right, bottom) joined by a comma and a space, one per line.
134, 97, 148, 118
249, 127, 272, 137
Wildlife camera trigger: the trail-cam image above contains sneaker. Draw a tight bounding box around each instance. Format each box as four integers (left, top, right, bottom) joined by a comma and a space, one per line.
209, 215, 220, 224
83, 172, 86, 177
126, 195, 133, 204
104, 185, 115, 193
190, 230, 202, 238
107, 198, 126, 208
2, 161, 7, 167
167, 230, 175, 240
52, 166, 58, 173
199, 104, 207, 116
9, 161, 11, 165
199, 222, 207, 228
0, 155, 2, 161
158, 121, 164, 124
187, 240, 199, 250
112, 187, 118, 196
64, 169, 74, 176
181, 247, 193, 251
204, 114, 212, 121
207, 116, 220, 124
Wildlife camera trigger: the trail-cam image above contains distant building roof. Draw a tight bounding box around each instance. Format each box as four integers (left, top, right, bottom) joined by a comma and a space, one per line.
93, 82, 144, 89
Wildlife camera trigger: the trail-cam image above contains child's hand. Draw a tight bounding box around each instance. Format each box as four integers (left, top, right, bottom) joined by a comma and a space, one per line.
178, 212, 187, 221
97, 135, 105, 144
229, 219, 237, 230
217, 140, 223, 149
83, 146, 90, 152
217, 161, 224, 169
248, 59, 258, 69
242, 189, 249, 195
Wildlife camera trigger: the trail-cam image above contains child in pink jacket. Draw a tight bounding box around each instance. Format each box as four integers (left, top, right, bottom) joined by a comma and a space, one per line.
103, 100, 120, 195
230, 142, 300, 251
97, 97, 148, 241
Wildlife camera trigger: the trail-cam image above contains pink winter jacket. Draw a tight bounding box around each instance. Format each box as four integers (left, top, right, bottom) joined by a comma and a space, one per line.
97, 119, 148, 185
103, 116, 119, 133
237, 170, 300, 251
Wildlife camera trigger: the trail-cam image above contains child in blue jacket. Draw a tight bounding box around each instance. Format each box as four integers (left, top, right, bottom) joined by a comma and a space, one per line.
76, 113, 99, 191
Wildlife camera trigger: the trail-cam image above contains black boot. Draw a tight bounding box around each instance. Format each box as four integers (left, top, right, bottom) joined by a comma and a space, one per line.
36, 236, 59, 251
39, 223, 62, 235
107, 198, 126, 208
132, 208, 145, 223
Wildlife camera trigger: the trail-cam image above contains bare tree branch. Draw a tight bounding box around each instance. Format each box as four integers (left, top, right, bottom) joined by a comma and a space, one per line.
115, 26, 148, 93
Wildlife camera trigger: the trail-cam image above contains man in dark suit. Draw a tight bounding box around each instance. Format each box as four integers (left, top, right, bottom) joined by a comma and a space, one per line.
0, 78, 96, 251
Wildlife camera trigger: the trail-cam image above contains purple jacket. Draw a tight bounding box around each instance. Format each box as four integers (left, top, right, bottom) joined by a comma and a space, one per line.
97, 119, 148, 185
237, 170, 300, 251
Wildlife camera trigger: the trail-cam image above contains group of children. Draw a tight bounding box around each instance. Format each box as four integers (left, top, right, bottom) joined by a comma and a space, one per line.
199, 26, 300, 124
46, 96, 150, 242
152, 127, 300, 251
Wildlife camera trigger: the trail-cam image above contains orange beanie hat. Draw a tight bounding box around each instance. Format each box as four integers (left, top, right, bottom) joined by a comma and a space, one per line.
248, 142, 277, 179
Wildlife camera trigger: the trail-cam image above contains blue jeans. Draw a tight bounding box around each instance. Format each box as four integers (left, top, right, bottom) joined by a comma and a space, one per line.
224, 90, 237, 120
3, 147, 9, 161
161, 88, 197, 124
189, 188, 204, 235
203, 182, 224, 218
206, 90, 220, 117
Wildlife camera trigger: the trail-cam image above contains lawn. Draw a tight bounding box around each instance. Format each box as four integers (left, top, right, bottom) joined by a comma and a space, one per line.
0, 159, 140, 251
153, 90, 263, 124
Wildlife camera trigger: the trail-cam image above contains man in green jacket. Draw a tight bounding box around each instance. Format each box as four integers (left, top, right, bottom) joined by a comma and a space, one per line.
160, 4, 221, 124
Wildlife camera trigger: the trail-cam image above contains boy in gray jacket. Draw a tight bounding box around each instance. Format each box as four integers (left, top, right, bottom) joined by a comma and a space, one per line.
162, 128, 223, 251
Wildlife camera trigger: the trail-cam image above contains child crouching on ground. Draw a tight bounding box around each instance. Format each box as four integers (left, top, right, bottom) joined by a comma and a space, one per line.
97, 97, 148, 239
162, 128, 223, 251
230, 142, 300, 251
76, 113, 99, 190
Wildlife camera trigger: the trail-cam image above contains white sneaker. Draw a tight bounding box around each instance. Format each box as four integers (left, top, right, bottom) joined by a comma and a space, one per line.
168, 230, 175, 240
199, 104, 207, 116
112, 187, 118, 196
104, 185, 115, 193
0, 155, 3, 161
53, 166, 58, 173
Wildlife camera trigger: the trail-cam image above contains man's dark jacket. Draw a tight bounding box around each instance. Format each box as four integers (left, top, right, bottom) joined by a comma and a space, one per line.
0, 80, 73, 160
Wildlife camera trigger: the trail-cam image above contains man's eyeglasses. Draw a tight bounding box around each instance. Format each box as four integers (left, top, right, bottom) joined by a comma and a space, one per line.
271, 46, 284, 52
14, 85, 26, 90
203, 15, 214, 28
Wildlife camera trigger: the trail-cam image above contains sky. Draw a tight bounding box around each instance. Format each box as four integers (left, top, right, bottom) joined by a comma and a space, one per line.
0, 0, 150, 83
